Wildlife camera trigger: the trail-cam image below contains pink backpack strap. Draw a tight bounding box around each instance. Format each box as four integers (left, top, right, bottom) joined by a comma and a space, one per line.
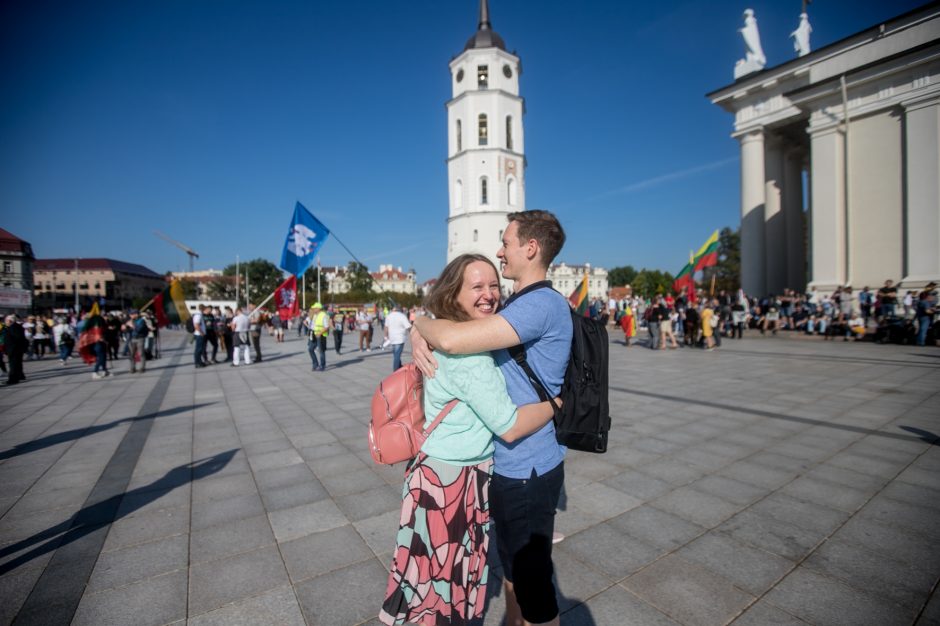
408, 399, 459, 475
423, 398, 459, 438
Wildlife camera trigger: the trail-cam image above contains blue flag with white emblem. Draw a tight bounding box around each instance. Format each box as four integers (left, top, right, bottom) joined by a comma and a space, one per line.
280, 202, 330, 276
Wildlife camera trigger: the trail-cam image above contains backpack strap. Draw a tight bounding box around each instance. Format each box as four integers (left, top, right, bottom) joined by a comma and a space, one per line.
423, 398, 459, 437
506, 344, 561, 416
408, 398, 459, 476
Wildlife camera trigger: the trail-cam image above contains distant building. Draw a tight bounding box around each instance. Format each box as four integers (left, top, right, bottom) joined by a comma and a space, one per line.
420, 279, 437, 297
372, 265, 417, 295
171, 269, 223, 300
0, 228, 35, 313
323, 264, 417, 295
608, 286, 632, 301
33, 258, 165, 309
548, 263, 609, 301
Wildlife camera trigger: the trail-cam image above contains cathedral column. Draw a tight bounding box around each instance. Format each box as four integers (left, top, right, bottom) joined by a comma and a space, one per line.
764, 134, 786, 295
784, 148, 806, 291
808, 126, 846, 290
738, 129, 766, 296
902, 96, 940, 285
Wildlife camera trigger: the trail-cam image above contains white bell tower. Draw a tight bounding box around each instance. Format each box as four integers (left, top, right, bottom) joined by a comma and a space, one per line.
446, 0, 526, 274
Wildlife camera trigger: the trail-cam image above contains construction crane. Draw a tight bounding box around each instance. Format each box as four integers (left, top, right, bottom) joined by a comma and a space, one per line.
154, 230, 199, 272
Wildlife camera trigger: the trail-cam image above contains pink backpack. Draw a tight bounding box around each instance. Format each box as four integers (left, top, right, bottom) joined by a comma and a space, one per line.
368, 363, 457, 465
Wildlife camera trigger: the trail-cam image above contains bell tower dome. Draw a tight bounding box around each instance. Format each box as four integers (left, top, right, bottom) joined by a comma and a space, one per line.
446, 0, 526, 277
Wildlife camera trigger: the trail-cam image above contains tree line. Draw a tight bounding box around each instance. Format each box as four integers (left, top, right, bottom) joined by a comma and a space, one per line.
170, 226, 740, 305
172, 260, 422, 309
607, 227, 740, 297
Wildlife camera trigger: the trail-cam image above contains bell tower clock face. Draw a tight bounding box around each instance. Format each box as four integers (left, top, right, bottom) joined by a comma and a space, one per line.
502, 64, 512, 78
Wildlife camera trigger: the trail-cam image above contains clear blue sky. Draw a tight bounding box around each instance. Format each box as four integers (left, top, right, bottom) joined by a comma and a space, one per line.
0, 0, 926, 283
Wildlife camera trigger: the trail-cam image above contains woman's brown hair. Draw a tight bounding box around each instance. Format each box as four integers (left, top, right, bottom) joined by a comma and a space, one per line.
424, 254, 501, 322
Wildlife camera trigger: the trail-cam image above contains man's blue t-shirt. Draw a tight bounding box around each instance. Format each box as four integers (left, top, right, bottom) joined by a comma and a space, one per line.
494, 283, 572, 479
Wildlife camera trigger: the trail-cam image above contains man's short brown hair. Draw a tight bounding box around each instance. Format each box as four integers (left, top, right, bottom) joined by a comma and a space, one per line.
507, 210, 566, 267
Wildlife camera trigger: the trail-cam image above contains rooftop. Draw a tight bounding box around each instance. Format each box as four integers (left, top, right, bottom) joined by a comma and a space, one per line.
34, 258, 163, 279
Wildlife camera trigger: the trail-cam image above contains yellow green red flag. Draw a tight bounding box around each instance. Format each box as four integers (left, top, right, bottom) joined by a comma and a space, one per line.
568, 274, 590, 317
153, 279, 191, 328
693, 230, 720, 271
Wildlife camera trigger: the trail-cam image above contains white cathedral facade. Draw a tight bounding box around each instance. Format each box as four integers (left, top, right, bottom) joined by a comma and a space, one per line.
446, 1, 525, 276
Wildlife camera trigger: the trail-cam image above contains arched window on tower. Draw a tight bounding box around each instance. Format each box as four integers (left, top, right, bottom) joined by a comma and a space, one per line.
480, 177, 488, 205
478, 114, 488, 146
477, 65, 488, 89
456, 119, 462, 152
454, 179, 463, 209
506, 115, 513, 150
473, 229, 478, 242
507, 177, 517, 206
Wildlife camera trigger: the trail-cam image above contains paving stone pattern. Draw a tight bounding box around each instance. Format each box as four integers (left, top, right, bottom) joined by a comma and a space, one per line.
1, 329, 938, 625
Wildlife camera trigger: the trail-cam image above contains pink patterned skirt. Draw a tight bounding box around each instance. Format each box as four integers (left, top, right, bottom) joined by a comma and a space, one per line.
379, 456, 493, 626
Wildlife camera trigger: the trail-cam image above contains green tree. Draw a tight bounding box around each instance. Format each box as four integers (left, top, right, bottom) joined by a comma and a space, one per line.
207, 275, 237, 301
631, 268, 675, 298
702, 227, 740, 293
608, 265, 637, 288
211, 259, 285, 305
301, 265, 330, 298
346, 261, 373, 294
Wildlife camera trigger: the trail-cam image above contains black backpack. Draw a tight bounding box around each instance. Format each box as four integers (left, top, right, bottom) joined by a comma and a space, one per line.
185, 317, 195, 333
507, 285, 611, 453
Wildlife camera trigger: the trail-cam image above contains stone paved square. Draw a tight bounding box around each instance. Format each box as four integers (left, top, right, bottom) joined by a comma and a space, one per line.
1, 329, 938, 625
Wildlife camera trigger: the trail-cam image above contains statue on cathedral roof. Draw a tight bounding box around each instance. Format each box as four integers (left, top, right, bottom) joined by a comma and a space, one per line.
734, 8, 767, 79
791, 11, 813, 57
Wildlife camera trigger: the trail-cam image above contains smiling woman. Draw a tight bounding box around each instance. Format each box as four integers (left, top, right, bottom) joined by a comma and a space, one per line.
378, 253, 559, 626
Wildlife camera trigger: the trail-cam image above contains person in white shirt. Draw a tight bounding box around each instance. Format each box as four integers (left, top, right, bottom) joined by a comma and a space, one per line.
357, 308, 373, 351
53, 318, 74, 363
383, 305, 411, 371
192, 306, 206, 367
230, 308, 251, 366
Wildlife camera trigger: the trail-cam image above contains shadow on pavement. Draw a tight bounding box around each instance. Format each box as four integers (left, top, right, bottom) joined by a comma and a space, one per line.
0, 449, 237, 575
719, 346, 940, 369
612, 386, 935, 444
329, 358, 364, 369
899, 426, 940, 445
0, 404, 215, 461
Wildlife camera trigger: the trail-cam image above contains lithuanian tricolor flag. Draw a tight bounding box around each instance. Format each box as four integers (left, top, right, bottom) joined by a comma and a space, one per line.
693, 230, 720, 271
672, 230, 719, 300
78, 302, 106, 364
152, 279, 191, 328
672, 252, 695, 296
568, 274, 590, 317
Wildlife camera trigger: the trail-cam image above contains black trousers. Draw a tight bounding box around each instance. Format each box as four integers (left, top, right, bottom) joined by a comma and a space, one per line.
7, 351, 25, 383
333, 329, 343, 353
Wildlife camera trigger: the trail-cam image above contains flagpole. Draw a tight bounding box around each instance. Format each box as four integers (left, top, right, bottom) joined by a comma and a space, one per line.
317, 257, 321, 303
235, 254, 240, 308
302, 272, 306, 310
246, 271, 250, 307
327, 232, 366, 268
249, 290, 277, 317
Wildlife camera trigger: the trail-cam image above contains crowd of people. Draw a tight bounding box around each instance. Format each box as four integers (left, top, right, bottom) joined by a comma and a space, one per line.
2, 207, 938, 626
589, 278, 938, 350
0, 309, 161, 384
